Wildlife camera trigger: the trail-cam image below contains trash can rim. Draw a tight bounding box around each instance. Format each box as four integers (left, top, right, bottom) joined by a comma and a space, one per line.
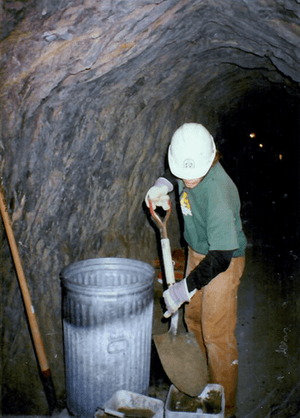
61, 257, 155, 276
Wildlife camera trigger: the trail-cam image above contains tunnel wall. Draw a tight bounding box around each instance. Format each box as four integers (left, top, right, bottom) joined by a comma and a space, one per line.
1, 0, 300, 414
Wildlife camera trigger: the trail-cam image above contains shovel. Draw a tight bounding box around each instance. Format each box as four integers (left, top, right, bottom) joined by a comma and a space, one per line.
149, 200, 208, 397
0, 188, 57, 414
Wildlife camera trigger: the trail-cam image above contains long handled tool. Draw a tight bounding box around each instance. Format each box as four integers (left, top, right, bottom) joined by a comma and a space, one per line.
149, 200, 208, 397
0, 188, 57, 414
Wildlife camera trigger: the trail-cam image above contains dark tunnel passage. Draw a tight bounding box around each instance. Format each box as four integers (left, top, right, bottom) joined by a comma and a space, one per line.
1, 1, 300, 417
215, 86, 299, 249
215, 85, 300, 305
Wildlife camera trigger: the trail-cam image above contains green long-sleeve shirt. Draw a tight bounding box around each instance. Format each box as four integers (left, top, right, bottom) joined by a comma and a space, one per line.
159, 162, 247, 291
178, 162, 247, 257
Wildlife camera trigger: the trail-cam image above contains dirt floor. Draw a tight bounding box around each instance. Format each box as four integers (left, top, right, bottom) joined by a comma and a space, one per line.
3, 234, 300, 418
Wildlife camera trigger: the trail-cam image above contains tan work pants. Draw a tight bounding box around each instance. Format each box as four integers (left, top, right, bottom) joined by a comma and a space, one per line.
184, 248, 245, 417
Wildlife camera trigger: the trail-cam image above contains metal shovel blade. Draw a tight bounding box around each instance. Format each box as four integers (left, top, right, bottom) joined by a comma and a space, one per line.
153, 321, 209, 397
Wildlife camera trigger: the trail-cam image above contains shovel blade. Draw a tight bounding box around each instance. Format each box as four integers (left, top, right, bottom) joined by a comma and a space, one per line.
153, 332, 209, 397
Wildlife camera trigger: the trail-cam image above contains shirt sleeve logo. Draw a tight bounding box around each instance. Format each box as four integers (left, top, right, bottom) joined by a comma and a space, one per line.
180, 191, 192, 216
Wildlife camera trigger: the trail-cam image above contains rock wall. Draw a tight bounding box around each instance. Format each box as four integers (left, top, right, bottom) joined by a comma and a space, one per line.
1, 0, 300, 414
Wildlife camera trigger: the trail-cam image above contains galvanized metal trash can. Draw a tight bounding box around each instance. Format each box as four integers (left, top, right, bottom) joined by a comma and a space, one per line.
60, 258, 155, 417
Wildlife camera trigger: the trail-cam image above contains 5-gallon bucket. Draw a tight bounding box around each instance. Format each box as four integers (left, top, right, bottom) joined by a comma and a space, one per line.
60, 258, 155, 417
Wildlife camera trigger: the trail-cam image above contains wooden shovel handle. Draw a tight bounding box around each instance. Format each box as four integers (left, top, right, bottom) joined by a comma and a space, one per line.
0, 189, 50, 375
148, 199, 171, 239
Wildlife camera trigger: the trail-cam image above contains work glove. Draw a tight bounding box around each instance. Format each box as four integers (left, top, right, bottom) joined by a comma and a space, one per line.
145, 184, 170, 210
163, 278, 197, 318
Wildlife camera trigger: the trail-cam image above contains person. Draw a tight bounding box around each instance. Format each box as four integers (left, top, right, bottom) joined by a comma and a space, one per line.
145, 123, 246, 418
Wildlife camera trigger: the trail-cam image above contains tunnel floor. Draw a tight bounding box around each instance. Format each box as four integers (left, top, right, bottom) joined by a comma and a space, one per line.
3, 232, 300, 418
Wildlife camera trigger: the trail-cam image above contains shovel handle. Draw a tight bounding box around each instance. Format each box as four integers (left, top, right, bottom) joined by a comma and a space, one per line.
0, 188, 50, 374
161, 238, 175, 287
149, 199, 178, 331
148, 199, 171, 239
149, 200, 174, 285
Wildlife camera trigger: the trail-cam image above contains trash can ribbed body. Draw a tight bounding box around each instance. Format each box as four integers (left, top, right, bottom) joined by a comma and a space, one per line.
60, 258, 155, 417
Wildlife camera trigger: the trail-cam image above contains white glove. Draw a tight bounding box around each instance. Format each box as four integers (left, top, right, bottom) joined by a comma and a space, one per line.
145, 185, 170, 210
163, 278, 197, 318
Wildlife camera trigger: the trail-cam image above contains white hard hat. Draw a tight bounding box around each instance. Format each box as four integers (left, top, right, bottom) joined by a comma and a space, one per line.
168, 123, 216, 180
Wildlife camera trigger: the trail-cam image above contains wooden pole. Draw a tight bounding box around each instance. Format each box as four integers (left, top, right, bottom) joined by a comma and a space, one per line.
0, 188, 57, 413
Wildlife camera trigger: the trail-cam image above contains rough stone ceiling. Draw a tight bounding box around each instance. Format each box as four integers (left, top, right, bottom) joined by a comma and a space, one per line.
2, 0, 300, 125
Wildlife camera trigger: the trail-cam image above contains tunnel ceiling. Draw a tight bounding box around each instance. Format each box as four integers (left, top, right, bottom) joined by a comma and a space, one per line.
1, 0, 300, 414
2, 0, 300, 124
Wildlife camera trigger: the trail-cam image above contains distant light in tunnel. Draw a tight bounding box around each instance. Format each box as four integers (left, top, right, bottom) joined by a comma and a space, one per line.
259, 143, 263, 148
249, 133, 256, 138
